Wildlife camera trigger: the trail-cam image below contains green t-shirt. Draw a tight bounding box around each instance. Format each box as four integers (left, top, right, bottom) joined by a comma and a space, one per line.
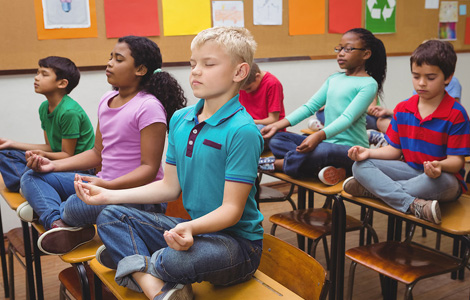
39, 95, 95, 154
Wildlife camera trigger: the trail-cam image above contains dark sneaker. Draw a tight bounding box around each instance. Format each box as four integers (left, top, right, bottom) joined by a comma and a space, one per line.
154, 283, 193, 300
342, 177, 378, 199
367, 129, 389, 148
318, 166, 346, 185
96, 245, 117, 270
259, 156, 275, 164
16, 202, 38, 222
258, 163, 275, 172
37, 219, 96, 255
409, 198, 441, 224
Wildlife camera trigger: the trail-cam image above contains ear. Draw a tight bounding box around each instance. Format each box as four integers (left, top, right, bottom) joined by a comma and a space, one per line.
57, 79, 69, 90
136, 65, 148, 77
444, 73, 453, 85
233, 62, 250, 83
363, 49, 372, 61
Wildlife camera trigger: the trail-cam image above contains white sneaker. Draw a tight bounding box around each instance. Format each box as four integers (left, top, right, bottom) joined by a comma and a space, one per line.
318, 166, 346, 186
16, 201, 37, 222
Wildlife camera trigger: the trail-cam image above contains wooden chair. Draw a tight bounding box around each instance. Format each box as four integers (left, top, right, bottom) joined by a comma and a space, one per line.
91, 234, 328, 300
346, 223, 469, 300
268, 173, 377, 269
59, 265, 117, 300
256, 174, 297, 210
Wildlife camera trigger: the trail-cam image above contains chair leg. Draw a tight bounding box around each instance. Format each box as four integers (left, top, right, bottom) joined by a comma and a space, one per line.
321, 237, 330, 270
8, 245, 14, 300
436, 232, 441, 250
405, 283, 416, 300
346, 261, 357, 300
270, 224, 277, 235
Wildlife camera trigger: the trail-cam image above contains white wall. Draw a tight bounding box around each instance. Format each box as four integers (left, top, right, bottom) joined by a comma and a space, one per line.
1, 53, 469, 231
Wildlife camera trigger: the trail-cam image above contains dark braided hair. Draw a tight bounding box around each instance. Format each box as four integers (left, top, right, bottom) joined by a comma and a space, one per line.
346, 28, 387, 98
118, 36, 187, 130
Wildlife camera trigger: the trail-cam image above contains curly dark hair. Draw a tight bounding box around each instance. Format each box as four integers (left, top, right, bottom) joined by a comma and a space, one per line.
118, 36, 187, 130
346, 28, 387, 98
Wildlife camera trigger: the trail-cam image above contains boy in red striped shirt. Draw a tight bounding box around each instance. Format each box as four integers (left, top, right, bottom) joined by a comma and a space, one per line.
343, 40, 470, 224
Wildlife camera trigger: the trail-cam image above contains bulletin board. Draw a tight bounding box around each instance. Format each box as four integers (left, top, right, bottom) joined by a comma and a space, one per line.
2, 0, 470, 72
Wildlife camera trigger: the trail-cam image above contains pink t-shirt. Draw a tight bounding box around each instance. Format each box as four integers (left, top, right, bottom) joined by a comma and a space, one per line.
97, 90, 166, 181
239, 72, 285, 121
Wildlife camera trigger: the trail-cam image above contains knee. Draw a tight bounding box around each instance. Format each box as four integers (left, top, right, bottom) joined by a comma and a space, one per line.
20, 169, 36, 187
96, 205, 128, 225
352, 160, 371, 175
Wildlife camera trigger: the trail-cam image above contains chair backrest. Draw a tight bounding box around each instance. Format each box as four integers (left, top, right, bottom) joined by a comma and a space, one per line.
165, 194, 191, 219
258, 234, 329, 300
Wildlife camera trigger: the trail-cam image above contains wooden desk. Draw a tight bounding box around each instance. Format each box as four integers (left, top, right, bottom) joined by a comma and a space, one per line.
90, 259, 303, 300
329, 192, 470, 300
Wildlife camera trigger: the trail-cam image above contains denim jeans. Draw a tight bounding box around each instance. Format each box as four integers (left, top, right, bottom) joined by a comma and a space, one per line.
352, 159, 461, 213
0, 149, 29, 192
269, 132, 353, 178
97, 205, 263, 292
20, 170, 165, 230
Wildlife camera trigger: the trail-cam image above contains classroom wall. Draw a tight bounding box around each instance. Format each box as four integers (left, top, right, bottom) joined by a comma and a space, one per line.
1, 53, 470, 231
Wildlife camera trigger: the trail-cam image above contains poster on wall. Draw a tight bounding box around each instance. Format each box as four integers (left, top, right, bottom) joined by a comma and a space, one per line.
329, 0, 361, 34
289, 0, 325, 35
439, 22, 457, 40
34, 0, 97, 39
162, 0, 211, 36
253, 0, 282, 25
104, 0, 160, 38
365, 0, 396, 34
212, 1, 244, 27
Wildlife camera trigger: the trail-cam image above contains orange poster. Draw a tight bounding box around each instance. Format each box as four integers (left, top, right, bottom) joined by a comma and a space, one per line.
34, 0, 98, 40
288, 0, 325, 35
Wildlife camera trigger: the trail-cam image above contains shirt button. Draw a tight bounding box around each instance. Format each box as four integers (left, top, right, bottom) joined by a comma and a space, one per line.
189, 140, 194, 145
193, 129, 198, 134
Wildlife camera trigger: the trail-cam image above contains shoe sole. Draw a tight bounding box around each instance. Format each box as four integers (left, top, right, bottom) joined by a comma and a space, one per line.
96, 245, 117, 270
342, 176, 355, 190
37, 226, 95, 255
16, 201, 36, 222
431, 200, 442, 224
318, 167, 346, 186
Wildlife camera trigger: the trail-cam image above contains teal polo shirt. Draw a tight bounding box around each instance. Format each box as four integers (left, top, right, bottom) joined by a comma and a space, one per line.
166, 95, 264, 241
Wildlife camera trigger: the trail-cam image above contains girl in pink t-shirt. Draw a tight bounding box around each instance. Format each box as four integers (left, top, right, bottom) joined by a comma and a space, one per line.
20, 36, 187, 255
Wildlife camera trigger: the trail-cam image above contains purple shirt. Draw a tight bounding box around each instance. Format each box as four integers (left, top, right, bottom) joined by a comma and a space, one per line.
97, 90, 166, 181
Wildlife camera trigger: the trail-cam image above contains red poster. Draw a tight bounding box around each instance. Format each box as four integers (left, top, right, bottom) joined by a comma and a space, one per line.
329, 0, 362, 34
465, 18, 470, 45
104, 0, 160, 38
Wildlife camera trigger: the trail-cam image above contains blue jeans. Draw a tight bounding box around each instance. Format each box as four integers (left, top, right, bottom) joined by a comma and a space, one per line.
97, 205, 263, 292
269, 132, 353, 178
352, 159, 461, 213
0, 149, 29, 192
20, 170, 165, 230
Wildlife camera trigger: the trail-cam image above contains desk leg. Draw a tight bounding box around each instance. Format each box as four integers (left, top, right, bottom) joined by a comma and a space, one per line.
0, 205, 9, 298
74, 263, 91, 300
21, 221, 36, 300
330, 195, 346, 300
297, 186, 307, 251
94, 272, 103, 300
382, 216, 400, 300
31, 227, 44, 300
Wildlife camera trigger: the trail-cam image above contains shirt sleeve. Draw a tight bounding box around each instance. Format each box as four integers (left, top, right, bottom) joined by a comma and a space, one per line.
266, 79, 283, 113
285, 77, 330, 126
60, 110, 82, 139
136, 98, 167, 132
322, 80, 377, 139
165, 112, 179, 166
447, 107, 470, 156
225, 124, 263, 185
385, 105, 402, 149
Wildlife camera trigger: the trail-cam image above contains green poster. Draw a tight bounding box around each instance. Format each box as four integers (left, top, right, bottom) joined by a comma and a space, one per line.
365, 0, 396, 34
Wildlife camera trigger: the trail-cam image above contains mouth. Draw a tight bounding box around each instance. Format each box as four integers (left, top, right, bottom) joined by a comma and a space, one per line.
34, 83, 39, 88
337, 59, 346, 64
105, 69, 112, 76
192, 80, 202, 86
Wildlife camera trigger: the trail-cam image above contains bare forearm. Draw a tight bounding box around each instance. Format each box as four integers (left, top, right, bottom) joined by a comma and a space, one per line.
368, 145, 402, 160
187, 203, 242, 236
9, 142, 51, 152
53, 148, 101, 172
103, 164, 158, 190
43, 151, 74, 161
106, 178, 181, 205
439, 155, 465, 174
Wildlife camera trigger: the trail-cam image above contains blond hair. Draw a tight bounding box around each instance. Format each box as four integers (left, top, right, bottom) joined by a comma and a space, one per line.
191, 27, 257, 69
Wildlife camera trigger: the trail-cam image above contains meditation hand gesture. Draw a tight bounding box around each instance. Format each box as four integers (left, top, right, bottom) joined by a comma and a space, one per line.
348, 146, 370, 162
423, 161, 442, 178
164, 222, 194, 251
296, 131, 325, 153
74, 174, 109, 205
261, 124, 278, 139
25, 152, 55, 172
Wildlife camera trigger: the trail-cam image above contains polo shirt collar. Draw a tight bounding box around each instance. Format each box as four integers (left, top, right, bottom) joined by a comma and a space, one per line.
404, 92, 454, 121
184, 95, 243, 126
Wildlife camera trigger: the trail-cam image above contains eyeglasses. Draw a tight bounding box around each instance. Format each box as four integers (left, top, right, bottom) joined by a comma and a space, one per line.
334, 46, 367, 53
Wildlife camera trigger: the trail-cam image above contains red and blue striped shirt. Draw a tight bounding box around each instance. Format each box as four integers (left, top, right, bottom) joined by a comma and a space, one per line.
385, 93, 470, 191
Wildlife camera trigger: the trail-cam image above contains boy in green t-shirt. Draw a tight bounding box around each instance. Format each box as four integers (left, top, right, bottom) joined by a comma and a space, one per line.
0, 56, 95, 193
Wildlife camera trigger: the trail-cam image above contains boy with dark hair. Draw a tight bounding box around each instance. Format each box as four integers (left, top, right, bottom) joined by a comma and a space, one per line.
0, 56, 94, 195
344, 40, 470, 224
239, 63, 285, 130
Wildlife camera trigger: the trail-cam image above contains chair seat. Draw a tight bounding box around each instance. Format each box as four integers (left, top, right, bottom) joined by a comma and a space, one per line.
59, 266, 117, 300
269, 208, 363, 239
259, 186, 287, 201
5, 227, 37, 257
345, 241, 462, 285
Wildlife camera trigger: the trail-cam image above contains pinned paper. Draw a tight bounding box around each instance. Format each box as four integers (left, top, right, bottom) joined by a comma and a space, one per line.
329, 0, 361, 34
365, 0, 396, 34
253, 0, 282, 25
439, 22, 457, 40
289, 0, 325, 35
465, 17, 470, 44
440, 1, 458, 22
212, 1, 244, 27
162, 0, 211, 36
425, 0, 439, 9
460, 5, 467, 16
104, 0, 160, 38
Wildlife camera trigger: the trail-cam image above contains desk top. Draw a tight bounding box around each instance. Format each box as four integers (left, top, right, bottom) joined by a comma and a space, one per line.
264, 171, 343, 195
90, 259, 302, 300
0, 174, 26, 210
341, 191, 470, 235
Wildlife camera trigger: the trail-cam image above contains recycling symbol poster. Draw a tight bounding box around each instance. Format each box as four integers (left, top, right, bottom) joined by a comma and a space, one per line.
366, 0, 396, 34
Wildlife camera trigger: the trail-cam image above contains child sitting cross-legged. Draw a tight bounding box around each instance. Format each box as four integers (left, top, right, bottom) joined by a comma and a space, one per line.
344, 40, 470, 224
